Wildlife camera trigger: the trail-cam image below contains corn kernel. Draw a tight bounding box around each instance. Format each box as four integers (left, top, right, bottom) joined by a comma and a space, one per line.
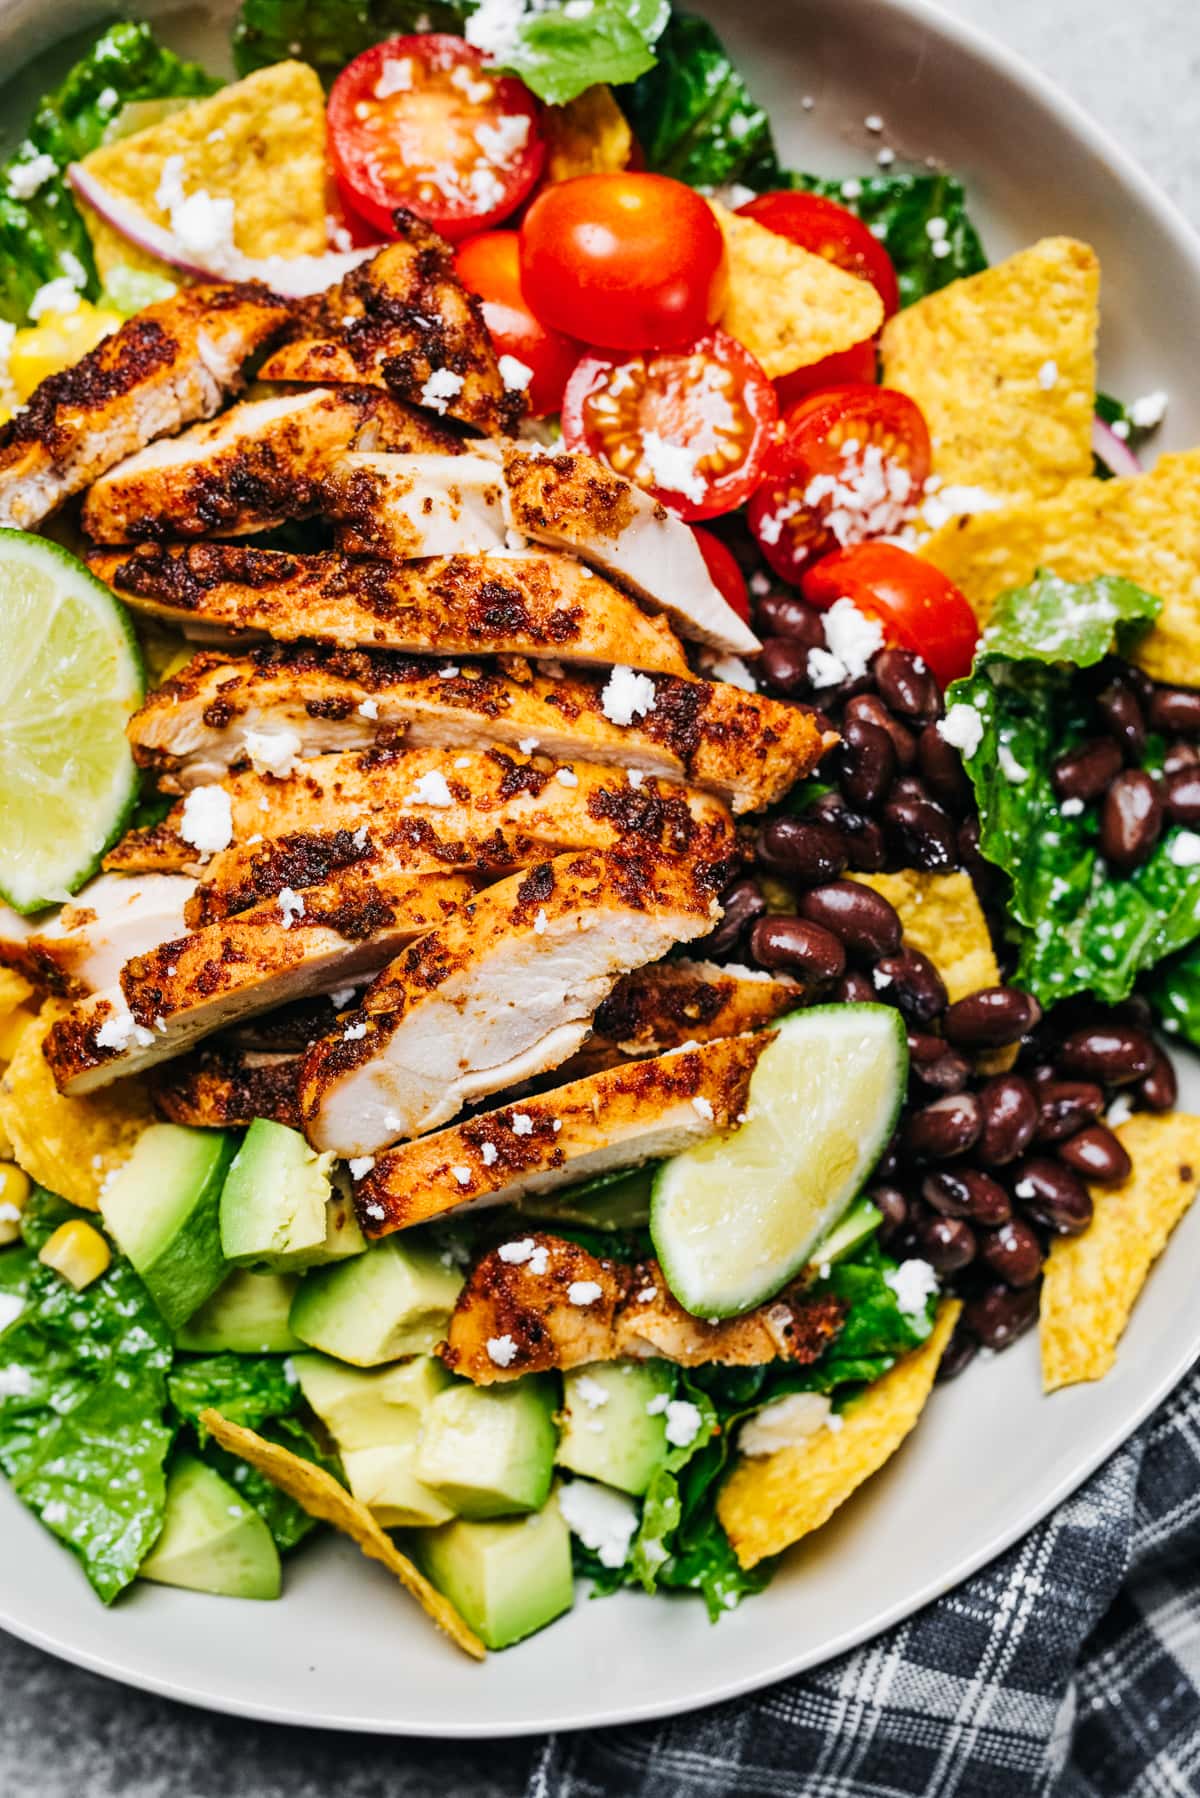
759, 873, 797, 915
0, 1163, 30, 1246
10, 303, 123, 402
0, 1006, 35, 1063
38, 1219, 111, 1290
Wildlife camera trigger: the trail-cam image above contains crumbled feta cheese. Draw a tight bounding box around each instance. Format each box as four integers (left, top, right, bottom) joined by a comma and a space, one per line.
931, 239, 952, 259
357, 697, 379, 720
637, 1286, 657, 1304
628, 769, 645, 788
179, 785, 233, 855
406, 770, 454, 807
486, 1333, 518, 1367
884, 1258, 939, 1318
872, 968, 893, 990
864, 112, 884, 132
498, 1237, 538, 1263
601, 665, 657, 726
876, 147, 895, 168
511, 1112, 533, 1136
640, 430, 706, 504
1060, 797, 1085, 818
663, 1399, 703, 1447
347, 1156, 375, 1180
1169, 831, 1200, 867
533, 908, 548, 935
1107, 1093, 1135, 1128
707, 655, 757, 692
997, 742, 1028, 784
95, 1006, 155, 1052
0, 1364, 34, 1397
691, 1095, 715, 1120
243, 726, 302, 779
277, 887, 305, 928
568, 1280, 603, 1307
352, 825, 370, 849
342, 1020, 367, 1041
154, 155, 236, 261
481, 1141, 498, 1167
738, 1391, 833, 1456
449, 62, 493, 103
558, 1478, 638, 1568
925, 216, 948, 240
374, 55, 413, 97
419, 367, 465, 414
7, 152, 57, 200
1130, 389, 1168, 429
518, 737, 539, 754
1037, 359, 1059, 391
452, 1165, 472, 1186
806, 595, 886, 691
938, 701, 984, 758
918, 483, 1004, 532
841, 178, 862, 200
0, 1292, 25, 1331
475, 113, 531, 165
328, 984, 358, 1008
439, 665, 460, 679
574, 1374, 610, 1409
556, 766, 578, 787
498, 353, 533, 391
803, 439, 918, 549
28, 274, 86, 320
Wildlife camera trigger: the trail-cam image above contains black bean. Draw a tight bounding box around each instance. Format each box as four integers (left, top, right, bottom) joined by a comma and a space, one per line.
808, 794, 887, 872
1100, 769, 1164, 871
1012, 1157, 1094, 1234
799, 880, 902, 959
1057, 1024, 1156, 1086
917, 1213, 977, 1273
883, 794, 958, 870
943, 986, 1042, 1050
904, 1091, 982, 1161
979, 1218, 1043, 1288
749, 916, 846, 982
755, 592, 824, 647
1118, 660, 1156, 713
1165, 768, 1200, 827
1096, 676, 1146, 759
875, 1134, 901, 1180
908, 1032, 970, 1094
758, 637, 813, 696
916, 723, 972, 813
1164, 741, 1200, 778
964, 1281, 1041, 1352
977, 1075, 1039, 1166
758, 817, 848, 885
1050, 736, 1123, 805
845, 694, 917, 770
868, 1182, 908, 1233
1149, 685, 1200, 736
835, 716, 896, 811
1057, 1123, 1132, 1185
874, 648, 942, 723
922, 1168, 1009, 1225
936, 1318, 979, 1382
1137, 1045, 1178, 1113
832, 970, 876, 1004
874, 948, 948, 1025
703, 877, 765, 956
1035, 1079, 1105, 1143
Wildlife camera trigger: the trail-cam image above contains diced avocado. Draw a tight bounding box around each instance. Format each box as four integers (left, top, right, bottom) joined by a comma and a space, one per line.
341, 1444, 455, 1527
556, 1359, 673, 1496
220, 1119, 357, 1271
293, 1351, 450, 1450
176, 1269, 302, 1353
289, 1237, 463, 1367
808, 1195, 883, 1267
415, 1376, 557, 1519
320, 1171, 367, 1262
140, 1454, 281, 1600
416, 1491, 574, 1649
99, 1124, 237, 1329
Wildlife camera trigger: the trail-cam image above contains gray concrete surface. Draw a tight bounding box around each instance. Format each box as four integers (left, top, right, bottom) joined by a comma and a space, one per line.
3, 2, 1198, 1792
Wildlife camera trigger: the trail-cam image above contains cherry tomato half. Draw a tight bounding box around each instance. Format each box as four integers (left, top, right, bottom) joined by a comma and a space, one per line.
774, 336, 878, 410
802, 543, 979, 686
520, 173, 728, 351
562, 330, 777, 522
328, 37, 545, 242
747, 385, 931, 582
692, 527, 752, 626
738, 190, 900, 317
455, 231, 581, 417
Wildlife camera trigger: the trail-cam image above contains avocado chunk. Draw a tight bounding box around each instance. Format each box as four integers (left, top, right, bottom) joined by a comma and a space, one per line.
176, 1269, 302, 1353
220, 1120, 364, 1270
415, 1376, 558, 1518
294, 1352, 454, 1525
808, 1194, 882, 1267
140, 1454, 281, 1600
556, 1359, 673, 1496
416, 1491, 574, 1649
289, 1237, 463, 1366
99, 1124, 237, 1329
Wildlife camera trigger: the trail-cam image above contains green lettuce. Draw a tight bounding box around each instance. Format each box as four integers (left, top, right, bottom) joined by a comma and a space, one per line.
233, 0, 467, 84
1148, 945, 1200, 1051
792, 171, 987, 306
620, 12, 779, 190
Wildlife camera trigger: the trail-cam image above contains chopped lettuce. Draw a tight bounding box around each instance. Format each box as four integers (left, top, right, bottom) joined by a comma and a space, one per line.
793, 170, 987, 306
1149, 944, 1200, 1050
620, 12, 779, 190
233, 0, 467, 84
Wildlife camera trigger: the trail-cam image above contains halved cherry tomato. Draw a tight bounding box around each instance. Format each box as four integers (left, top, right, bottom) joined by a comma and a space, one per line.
520, 173, 728, 351
327, 37, 545, 242
774, 336, 878, 410
802, 543, 979, 686
562, 330, 777, 522
738, 190, 900, 317
692, 527, 751, 626
455, 231, 581, 417
747, 385, 931, 582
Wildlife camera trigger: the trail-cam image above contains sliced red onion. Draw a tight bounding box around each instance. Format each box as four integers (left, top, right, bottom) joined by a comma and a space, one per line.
68, 163, 385, 298
1091, 414, 1142, 479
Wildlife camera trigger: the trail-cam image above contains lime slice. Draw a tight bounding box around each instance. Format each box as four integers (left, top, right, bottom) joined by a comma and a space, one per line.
0, 531, 143, 913
651, 1005, 907, 1317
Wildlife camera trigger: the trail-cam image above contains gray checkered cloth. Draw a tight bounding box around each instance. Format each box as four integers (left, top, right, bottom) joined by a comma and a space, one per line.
526, 1364, 1200, 1797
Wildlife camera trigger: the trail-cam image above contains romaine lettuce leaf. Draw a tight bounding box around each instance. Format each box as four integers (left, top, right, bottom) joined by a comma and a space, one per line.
233, 0, 467, 84
793, 170, 987, 306
1148, 943, 1200, 1050
620, 12, 779, 190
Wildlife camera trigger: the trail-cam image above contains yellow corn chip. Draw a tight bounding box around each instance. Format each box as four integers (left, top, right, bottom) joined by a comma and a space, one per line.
880, 237, 1098, 504
921, 449, 1200, 685
718, 1301, 960, 1567
199, 1408, 485, 1659
0, 969, 33, 1019
854, 871, 998, 1002
711, 203, 884, 379
1041, 1113, 1200, 1392
78, 62, 329, 284
542, 85, 632, 182
0, 1000, 154, 1211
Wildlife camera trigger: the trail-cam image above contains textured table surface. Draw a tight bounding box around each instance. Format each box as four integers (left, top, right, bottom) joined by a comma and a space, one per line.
4, 2, 1197, 1793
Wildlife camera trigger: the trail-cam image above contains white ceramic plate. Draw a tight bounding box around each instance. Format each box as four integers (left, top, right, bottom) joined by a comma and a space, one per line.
2, 0, 1200, 1737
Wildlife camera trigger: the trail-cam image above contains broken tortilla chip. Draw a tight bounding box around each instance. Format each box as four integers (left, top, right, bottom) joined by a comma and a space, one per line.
921, 449, 1200, 685
880, 236, 1098, 504
0, 999, 153, 1210
199, 1408, 485, 1659
718, 1301, 960, 1568
542, 85, 632, 182
854, 871, 998, 1002
0, 968, 33, 1021
1041, 1113, 1200, 1392
711, 202, 884, 379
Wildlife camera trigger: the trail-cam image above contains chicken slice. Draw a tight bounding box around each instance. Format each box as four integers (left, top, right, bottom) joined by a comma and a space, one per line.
258, 220, 518, 437
324, 451, 508, 558
439, 1232, 846, 1384
43, 868, 473, 1094
124, 646, 834, 813
299, 847, 723, 1156
150, 1043, 303, 1129
89, 543, 690, 676
82, 388, 461, 543
353, 1032, 768, 1234
0, 284, 290, 529
0, 874, 196, 998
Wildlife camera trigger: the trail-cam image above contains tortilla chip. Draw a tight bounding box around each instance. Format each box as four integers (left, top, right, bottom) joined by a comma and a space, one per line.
921, 449, 1200, 684
854, 871, 998, 1002
1041, 1113, 1200, 1392
542, 85, 632, 182
718, 1301, 960, 1567
199, 1408, 485, 1659
711, 203, 884, 379
0, 969, 33, 1020
78, 62, 328, 284
880, 237, 1098, 503
0, 1000, 154, 1210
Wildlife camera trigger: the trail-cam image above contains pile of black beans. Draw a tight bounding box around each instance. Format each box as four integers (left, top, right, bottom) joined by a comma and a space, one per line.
704, 588, 1181, 1376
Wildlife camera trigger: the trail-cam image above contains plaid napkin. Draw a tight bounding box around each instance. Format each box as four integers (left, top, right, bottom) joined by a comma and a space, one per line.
526, 1363, 1200, 1798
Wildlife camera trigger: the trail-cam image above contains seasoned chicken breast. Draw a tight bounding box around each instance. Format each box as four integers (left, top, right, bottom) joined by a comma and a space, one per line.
0, 284, 290, 529
123, 646, 833, 813
299, 848, 723, 1156
0, 874, 195, 997
150, 1042, 303, 1129
324, 451, 508, 558
82, 387, 460, 543
555, 957, 801, 1078
89, 543, 690, 675
258, 219, 518, 436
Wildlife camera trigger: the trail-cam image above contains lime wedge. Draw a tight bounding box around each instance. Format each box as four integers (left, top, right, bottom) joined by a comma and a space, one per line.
0, 531, 143, 913
651, 1005, 907, 1317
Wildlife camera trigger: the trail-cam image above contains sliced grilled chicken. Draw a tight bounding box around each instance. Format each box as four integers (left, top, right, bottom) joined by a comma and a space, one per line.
258, 219, 518, 436
0, 874, 195, 997
89, 543, 690, 675
555, 958, 801, 1079
82, 388, 460, 543
0, 284, 290, 529
440, 1232, 845, 1384
150, 1043, 303, 1129
123, 645, 833, 812
324, 450, 508, 558
300, 848, 723, 1156
44, 867, 473, 1095
353, 1033, 769, 1233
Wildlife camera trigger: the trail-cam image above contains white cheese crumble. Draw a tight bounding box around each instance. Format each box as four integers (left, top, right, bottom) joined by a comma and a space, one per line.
347, 1156, 376, 1180
707, 654, 757, 692
628, 769, 645, 787
556, 767, 578, 787
352, 825, 370, 849
155, 154, 236, 261
244, 726, 302, 778
691, 1095, 715, 1120
498, 353, 533, 391
938, 701, 984, 758
997, 742, 1029, 784
916, 482, 1004, 533
533, 907, 548, 935
0, 1364, 34, 1397
738, 1391, 833, 1457
342, 1020, 367, 1041
439, 665, 460, 680
328, 984, 358, 1008
419, 368, 465, 414
568, 1280, 603, 1307
7, 152, 57, 200
518, 737, 539, 754
452, 1166, 472, 1186
511, 1112, 534, 1136
406, 770, 454, 807
1107, 1093, 1136, 1128
601, 665, 658, 726
481, 1141, 499, 1167
1060, 797, 1085, 818
498, 1237, 538, 1263
884, 1258, 939, 1318
0, 1290, 23, 1334
808, 596, 885, 688
864, 112, 884, 132
28, 274, 86, 320
357, 697, 379, 720
1169, 831, 1200, 867
574, 1374, 610, 1410
179, 785, 233, 855
95, 1006, 155, 1052
646, 1392, 669, 1414
449, 63, 493, 103
374, 55, 413, 96
277, 886, 305, 928
557, 1478, 638, 1568
486, 1333, 518, 1367
640, 430, 706, 504
475, 113, 531, 164
800, 439, 917, 549
1130, 389, 1168, 429
663, 1399, 703, 1447
1036, 359, 1059, 390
